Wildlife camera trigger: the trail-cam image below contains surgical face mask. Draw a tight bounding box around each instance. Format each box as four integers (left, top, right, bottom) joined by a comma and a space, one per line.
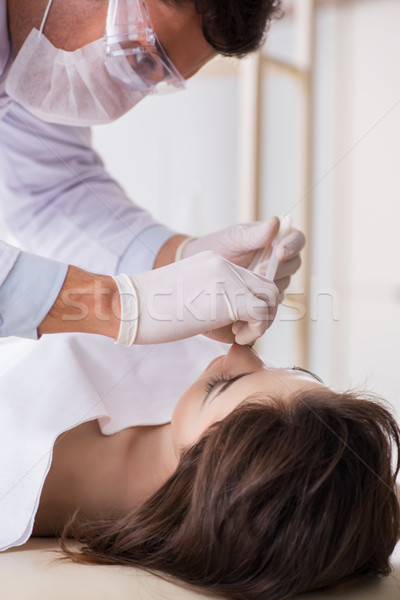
5, 0, 185, 127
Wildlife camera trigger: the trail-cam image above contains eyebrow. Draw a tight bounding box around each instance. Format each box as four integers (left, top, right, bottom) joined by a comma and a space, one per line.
291, 366, 324, 384
208, 366, 324, 405
208, 372, 252, 403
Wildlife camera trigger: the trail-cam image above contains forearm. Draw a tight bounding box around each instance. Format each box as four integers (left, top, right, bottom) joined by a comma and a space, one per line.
153, 233, 189, 268
39, 234, 190, 338
38, 266, 121, 339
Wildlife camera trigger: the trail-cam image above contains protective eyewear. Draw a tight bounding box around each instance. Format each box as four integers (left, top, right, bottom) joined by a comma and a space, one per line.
104, 0, 186, 94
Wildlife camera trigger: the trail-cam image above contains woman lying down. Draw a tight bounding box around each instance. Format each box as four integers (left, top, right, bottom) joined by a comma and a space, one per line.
0, 333, 399, 600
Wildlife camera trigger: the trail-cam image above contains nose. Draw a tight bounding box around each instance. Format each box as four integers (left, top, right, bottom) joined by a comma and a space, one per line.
222, 343, 265, 376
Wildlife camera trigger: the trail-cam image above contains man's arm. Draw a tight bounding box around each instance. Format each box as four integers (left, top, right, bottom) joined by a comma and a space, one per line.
39, 232, 200, 338
153, 233, 188, 268
37, 265, 121, 338
0, 241, 120, 340
0, 102, 183, 276
0, 241, 68, 339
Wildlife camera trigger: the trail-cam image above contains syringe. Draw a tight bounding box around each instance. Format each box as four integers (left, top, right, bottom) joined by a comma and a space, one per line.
231, 215, 293, 344
249, 214, 293, 280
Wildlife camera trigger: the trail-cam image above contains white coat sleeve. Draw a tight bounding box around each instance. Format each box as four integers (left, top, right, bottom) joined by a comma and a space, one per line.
0, 102, 176, 276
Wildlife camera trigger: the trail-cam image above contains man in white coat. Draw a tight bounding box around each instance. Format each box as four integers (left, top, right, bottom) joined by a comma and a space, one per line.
0, 0, 304, 346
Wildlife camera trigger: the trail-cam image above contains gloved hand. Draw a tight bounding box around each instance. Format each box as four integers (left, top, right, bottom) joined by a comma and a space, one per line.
113, 251, 279, 346
176, 217, 306, 299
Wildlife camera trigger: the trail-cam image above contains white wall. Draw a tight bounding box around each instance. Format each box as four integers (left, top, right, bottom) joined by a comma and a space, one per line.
257, 3, 338, 379
331, 0, 400, 414
92, 78, 239, 236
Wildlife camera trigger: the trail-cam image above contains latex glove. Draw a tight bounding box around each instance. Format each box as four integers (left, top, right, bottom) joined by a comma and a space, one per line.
176, 218, 305, 298
113, 251, 279, 346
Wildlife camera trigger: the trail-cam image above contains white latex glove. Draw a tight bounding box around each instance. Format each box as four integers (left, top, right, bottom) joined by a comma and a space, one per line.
113, 251, 279, 346
176, 217, 306, 298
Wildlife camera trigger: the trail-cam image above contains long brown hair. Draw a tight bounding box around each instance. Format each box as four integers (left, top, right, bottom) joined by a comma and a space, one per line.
60, 390, 400, 600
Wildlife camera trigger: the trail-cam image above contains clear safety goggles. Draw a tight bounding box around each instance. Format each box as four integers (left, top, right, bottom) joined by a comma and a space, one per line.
104, 0, 186, 94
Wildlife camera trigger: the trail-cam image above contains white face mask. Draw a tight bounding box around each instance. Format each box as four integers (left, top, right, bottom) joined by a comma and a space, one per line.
5, 26, 148, 127
6, 0, 185, 127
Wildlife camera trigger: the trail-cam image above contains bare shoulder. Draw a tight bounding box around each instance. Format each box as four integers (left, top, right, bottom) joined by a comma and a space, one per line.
33, 419, 135, 536
32, 420, 172, 537
7, 0, 107, 57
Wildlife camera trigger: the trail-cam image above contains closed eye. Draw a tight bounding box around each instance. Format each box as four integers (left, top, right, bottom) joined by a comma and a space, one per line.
203, 373, 252, 403
203, 374, 229, 398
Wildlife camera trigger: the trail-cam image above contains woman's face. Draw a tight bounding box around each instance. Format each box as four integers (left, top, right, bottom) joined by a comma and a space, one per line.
171, 344, 326, 452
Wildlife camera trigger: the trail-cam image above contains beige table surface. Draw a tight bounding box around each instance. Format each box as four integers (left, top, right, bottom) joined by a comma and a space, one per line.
1, 538, 399, 600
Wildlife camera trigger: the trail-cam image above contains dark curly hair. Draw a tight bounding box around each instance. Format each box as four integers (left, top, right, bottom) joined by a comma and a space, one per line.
60, 389, 400, 600
166, 0, 283, 57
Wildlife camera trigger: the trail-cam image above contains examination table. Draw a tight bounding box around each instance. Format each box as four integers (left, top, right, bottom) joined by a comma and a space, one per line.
1, 538, 399, 600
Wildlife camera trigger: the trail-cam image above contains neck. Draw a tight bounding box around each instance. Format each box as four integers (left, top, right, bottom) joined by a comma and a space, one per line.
125, 422, 179, 507
155, 422, 180, 478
